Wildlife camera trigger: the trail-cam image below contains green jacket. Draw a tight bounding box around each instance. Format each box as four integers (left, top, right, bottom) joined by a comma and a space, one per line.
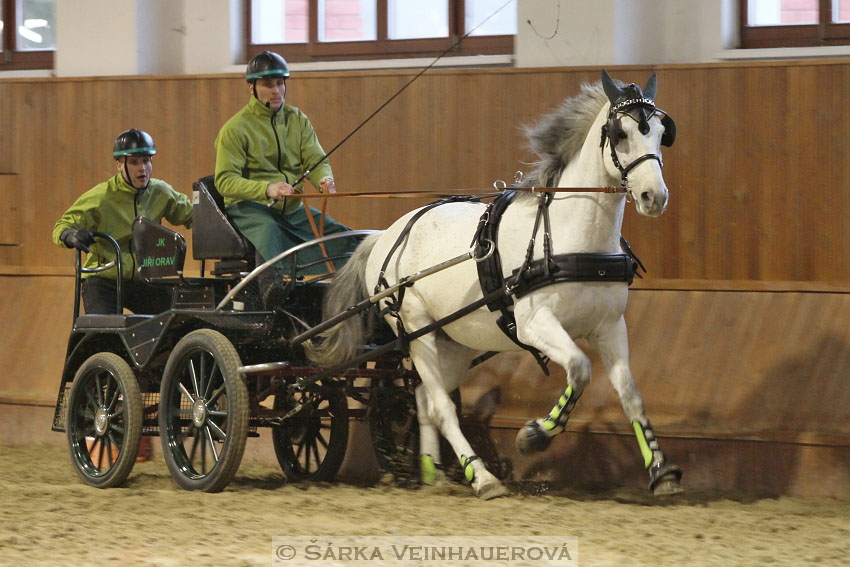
53, 174, 193, 280
214, 96, 333, 215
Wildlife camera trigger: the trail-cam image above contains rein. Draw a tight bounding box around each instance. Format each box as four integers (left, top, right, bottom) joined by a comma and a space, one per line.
293, 186, 627, 199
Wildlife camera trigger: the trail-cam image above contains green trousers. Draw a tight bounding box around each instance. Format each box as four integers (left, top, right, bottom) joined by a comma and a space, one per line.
227, 200, 357, 275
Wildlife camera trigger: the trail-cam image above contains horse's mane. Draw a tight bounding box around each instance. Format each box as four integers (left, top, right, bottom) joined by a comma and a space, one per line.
520, 81, 610, 188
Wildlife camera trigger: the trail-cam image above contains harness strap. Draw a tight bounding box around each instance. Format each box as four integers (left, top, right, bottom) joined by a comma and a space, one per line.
376, 195, 479, 295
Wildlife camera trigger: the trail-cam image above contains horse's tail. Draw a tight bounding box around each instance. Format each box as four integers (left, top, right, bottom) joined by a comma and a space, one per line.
304, 232, 381, 368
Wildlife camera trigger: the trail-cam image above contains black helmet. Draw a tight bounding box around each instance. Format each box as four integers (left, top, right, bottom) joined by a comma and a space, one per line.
246, 51, 290, 82
113, 129, 156, 158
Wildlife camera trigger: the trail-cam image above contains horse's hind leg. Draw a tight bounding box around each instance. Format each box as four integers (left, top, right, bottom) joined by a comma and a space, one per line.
414, 383, 445, 486
408, 330, 508, 500
595, 317, 683, 495
513, 308, 592, 454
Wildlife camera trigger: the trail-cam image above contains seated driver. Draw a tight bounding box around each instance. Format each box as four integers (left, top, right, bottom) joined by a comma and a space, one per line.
53, 129, 193, 314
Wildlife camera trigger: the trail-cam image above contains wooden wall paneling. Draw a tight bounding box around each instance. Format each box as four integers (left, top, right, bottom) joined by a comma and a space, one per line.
3, 61, 850, 280
481, 287, 850, 444
0, 276, 74, 404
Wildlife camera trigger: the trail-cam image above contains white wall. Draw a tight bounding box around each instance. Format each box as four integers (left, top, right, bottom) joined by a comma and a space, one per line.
54, 0, 243, 77
515, 0, 738, 68
55, 0, 140, 76
7, 0, 842, 79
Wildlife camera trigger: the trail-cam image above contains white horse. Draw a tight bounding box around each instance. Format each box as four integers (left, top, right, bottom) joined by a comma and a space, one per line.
308, 70, 682, 499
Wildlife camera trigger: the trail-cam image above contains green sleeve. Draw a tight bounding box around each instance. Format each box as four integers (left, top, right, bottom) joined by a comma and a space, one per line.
297, 113, 334, 190
214, 121, 268, 202
52, 188, 100, 247
164, 186, 194, 229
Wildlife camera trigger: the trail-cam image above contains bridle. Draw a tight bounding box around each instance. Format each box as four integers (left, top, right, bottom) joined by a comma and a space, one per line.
600, 97, 674, 192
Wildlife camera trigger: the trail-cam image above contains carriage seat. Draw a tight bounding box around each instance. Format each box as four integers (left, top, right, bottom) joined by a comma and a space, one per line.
192, 175, 255, 276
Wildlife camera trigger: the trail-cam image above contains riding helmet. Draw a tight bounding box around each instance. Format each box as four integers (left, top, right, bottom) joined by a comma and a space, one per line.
246, 51, 290, 82
112, 129, 156, 158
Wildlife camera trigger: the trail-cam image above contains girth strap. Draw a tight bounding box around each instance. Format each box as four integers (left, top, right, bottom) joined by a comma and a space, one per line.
472, 191, 646, 375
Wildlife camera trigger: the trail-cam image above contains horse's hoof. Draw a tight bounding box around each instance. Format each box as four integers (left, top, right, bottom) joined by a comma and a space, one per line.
649, 461, 684, 496
515, 420, 552, 455
653, 476, 684, 496
476, 481, 510, 500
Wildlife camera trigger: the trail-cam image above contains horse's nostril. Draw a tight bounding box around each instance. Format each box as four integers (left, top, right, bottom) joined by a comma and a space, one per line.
641, 191, 651, 203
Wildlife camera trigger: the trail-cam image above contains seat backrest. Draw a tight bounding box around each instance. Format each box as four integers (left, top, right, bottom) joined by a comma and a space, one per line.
192, 175, 253, 261
132, 217, 186, 280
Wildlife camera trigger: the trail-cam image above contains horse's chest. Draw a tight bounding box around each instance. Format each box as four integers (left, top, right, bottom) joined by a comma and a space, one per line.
520, 284, 628, 338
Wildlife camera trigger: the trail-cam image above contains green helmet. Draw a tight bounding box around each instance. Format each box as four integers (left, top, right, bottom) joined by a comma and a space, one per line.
246, 51, 290, 82
113, 129, 156, 158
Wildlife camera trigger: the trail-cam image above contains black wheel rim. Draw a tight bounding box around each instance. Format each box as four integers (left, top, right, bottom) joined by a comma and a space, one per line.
163, 347, 232, 480
68, 366, 128, 478
277, 390, 340, 477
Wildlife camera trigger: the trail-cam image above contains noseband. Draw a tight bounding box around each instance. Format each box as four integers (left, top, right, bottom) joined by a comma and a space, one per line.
600, 98, 672, 190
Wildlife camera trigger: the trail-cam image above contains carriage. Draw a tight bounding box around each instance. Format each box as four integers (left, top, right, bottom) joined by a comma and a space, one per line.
51, 70, 683, 498
50, 175, 463, 493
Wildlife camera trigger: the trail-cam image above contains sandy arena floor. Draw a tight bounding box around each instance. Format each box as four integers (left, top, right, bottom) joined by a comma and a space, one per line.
1, 445, 848, 567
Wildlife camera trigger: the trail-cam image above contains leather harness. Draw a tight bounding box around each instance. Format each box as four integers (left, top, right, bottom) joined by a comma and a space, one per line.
471, 189, 644, 373
373, 191, 645, 374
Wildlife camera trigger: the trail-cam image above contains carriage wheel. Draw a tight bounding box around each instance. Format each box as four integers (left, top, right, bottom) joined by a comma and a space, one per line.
159, 329, 248, 492
272, 383, 348, 481
368, 381, 463, 485
65, 352, 142, 488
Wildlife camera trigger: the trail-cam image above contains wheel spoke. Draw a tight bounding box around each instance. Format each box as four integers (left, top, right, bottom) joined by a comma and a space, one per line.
109, 422, 125, 435
310, 439, 321, 472
97, 437, 106, 470
316, 430, 330, 450
178, 381, 195, 404
303, 440, 312, 471
85, 389, 99, 410
207, 419, 227, 441
179, 422, 195, 445
95, 373, 104, 406
204, 426, 220, 463
189, 427, 201, 464
207, 385, 225, 406
110, 405, 124, 419
105, 435, 115, 467
108, 431, 122, 454
207, 410, 228, 417
200, 428, 207, 473
204, 360, 220, 399
198, 355, 207, 403
107, 386, 120, 413
103, 376, 113, 410
77, 407, 95, 420
189, 358, 201, 398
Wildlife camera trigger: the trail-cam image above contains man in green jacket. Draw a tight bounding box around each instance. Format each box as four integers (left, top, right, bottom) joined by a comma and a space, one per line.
53, 129, 193, 314
214, 51, 355, 284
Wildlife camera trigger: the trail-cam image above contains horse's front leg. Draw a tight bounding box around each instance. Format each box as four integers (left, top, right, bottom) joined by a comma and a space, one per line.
594, 316, 683, 495
513, 306, 591, 453
407, 325, 508, 500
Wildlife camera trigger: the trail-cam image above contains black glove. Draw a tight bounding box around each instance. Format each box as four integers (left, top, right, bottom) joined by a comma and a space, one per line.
60, 228, 96, 253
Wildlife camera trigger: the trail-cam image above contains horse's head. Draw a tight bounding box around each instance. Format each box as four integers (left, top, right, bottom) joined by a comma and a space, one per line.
600, 69, 675, 217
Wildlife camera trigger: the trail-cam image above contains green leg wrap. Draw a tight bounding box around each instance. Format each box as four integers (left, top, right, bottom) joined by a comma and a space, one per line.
421, 454, 438, 485
460, 454, 480, 483
632, 420, 660, 469
543, 385, 578, 431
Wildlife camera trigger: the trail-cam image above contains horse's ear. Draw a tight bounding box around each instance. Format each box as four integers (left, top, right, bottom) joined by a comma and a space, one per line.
644, 73, 657, 101
601, 69, 623, 104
